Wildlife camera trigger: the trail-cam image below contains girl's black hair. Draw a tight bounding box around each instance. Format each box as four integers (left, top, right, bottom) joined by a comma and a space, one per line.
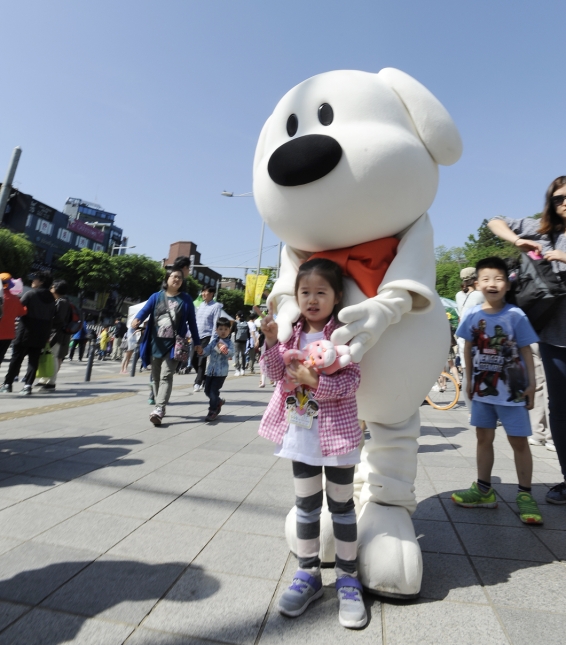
294, 258, 343, 317
162, 268, 186, 293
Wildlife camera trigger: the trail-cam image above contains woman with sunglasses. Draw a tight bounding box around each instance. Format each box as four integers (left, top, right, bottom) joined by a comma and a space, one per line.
488, 176, 566, 504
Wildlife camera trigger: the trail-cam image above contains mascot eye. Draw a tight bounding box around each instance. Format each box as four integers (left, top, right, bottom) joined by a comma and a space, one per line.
286, 114, 298, 137
318, 103, 334, 126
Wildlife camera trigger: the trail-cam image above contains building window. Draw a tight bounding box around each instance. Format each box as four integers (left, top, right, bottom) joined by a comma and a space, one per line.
210, 278, 215, 287
198, 272, 204, 281
36, 219, 53, 236
57, 228, 73, 243
76, 236, 89, 249
204, 275, 210, 285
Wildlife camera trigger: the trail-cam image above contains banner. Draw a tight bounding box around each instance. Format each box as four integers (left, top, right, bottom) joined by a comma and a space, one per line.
245, 273, 269, 306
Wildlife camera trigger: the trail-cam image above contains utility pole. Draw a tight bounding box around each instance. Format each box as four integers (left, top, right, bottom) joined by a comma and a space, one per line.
0, 147, 22, 224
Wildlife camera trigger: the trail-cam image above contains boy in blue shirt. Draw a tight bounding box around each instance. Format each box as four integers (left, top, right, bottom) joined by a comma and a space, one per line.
202, 317, 234, 422
452, 257, 543, 524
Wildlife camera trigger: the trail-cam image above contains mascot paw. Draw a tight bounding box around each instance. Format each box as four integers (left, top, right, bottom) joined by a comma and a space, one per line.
285, 506, 336, 565
357, 503, 422, 598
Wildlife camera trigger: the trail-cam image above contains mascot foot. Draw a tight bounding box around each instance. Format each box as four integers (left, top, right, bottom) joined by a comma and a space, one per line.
357, 503, 422, 599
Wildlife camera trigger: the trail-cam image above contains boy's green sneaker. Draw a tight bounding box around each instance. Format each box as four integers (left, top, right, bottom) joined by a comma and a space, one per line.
516, 492, 543, 525
451, 482, 498, 508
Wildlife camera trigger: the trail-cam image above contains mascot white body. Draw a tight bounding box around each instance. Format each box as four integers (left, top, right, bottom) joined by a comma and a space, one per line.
253, 68, 462, 598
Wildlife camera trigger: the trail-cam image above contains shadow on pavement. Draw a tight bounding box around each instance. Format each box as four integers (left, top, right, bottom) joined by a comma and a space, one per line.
0, 562, 219, 644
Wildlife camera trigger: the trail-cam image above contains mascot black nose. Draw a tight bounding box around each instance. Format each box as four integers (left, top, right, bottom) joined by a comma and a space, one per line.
268, 135, 342, 187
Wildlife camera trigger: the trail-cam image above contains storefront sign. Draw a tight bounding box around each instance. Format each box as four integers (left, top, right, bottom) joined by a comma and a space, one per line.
68, 219, 105, 243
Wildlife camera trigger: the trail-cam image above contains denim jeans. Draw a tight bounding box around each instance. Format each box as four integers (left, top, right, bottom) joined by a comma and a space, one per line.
204, 375, 226, 412
538, 342, 566, 479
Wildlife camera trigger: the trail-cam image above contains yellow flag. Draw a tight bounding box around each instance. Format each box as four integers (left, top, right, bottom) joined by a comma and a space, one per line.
254, 274, 268, 305
244, 274, 257, 305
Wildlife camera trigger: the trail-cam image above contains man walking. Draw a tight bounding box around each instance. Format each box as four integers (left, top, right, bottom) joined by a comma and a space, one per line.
111, 317, 127, 361
0, 271, 56, 396
192, 286, 223, 392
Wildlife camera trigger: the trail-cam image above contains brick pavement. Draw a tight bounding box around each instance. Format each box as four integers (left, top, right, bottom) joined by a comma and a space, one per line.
0, 358, 563, 644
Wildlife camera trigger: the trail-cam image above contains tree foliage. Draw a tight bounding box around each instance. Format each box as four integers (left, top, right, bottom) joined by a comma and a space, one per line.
217, 288, 249, 318
110, 254, 164, 310
0, 228, 35, 278
435, 219, 522, 299
56, 249, 117, 301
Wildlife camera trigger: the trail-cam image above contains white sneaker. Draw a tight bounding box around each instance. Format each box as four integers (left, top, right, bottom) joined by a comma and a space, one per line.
528, 437, 545, 446
149, 406, 164, 426
336, 577, 367, 629
193, 384, 201, 392
547, 442, 557, 452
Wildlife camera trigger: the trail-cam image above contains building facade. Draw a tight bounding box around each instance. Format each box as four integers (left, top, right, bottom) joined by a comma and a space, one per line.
165, 241, 222, 289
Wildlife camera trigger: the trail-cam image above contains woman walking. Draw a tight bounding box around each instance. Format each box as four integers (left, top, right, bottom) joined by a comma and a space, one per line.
131, 269, 202, 426
488, 176, 566, 504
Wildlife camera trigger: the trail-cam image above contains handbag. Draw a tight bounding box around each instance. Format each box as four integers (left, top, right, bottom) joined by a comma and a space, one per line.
163, 293, 190, 362
36, 343, 55, 378
508, 247, 566, 331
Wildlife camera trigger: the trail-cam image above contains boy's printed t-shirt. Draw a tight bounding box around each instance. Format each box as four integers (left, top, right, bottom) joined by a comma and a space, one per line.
456, 304, 538, 406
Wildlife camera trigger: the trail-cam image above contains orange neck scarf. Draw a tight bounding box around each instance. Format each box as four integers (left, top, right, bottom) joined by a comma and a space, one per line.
309, 237, 399, 298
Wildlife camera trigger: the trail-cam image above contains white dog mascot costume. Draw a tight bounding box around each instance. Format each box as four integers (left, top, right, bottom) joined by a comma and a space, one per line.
253, 68, 462, 598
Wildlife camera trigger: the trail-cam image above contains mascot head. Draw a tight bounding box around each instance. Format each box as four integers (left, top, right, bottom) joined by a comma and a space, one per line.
253, 68, 462, 252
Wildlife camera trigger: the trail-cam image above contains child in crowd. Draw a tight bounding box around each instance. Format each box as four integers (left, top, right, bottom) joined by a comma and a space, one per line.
97, 325, 109, 360
201, 317, 234, 422
452, 256, 542, 524
233, 310, 249, 376
259, 258, 366, 629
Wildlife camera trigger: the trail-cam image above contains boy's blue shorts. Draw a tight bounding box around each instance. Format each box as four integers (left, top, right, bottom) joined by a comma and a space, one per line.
471, 401, 532, 436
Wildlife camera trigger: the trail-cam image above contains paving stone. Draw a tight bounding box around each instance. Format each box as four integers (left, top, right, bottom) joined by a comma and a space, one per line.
125, 628, 226, 644
222, 502, 289, 538
383, 600, 508, 645
420, 553, 487, 603
0, 538, 22, 558
89, 488, 178, 520
413, 519, 464, 554
193, 529, 288, 581
225, 452, 276, 470
31, 479, 121, 509
187, 477, 257, 503
0, 501, 77, 540
0, 600, 29, 632
454, 523, 554, 561
495, 607, 566, 645
0, 607, 133, 645
144, 567, 276, 645
0, 475, 61, 502
245, 482, 296, 509
42, 555, 186, 625
107, 521, 215, 564
441, 496, 524, 527
204, 463, 268, 484
412, 497, 448, 521
154, 494, 239, 529
535, 528, 566, 561
473, 558, 566, 610
35, 510, 143, 553
0, 541, 98, 604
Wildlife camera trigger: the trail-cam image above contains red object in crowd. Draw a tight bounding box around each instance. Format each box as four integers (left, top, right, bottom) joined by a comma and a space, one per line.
0, 288, 26, 340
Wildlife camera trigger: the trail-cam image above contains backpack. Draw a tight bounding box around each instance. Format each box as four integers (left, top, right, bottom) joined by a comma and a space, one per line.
507, 253, 566, 331
235, 320, 250, 343
64, 303, 83, 334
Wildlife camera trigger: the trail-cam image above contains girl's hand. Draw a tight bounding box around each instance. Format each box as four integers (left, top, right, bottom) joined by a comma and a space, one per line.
218, 341, 229, 355
523, 383, 536, 410
261, 302, 278, 347
286, 359, 320, 390
515, 238, 542, 254
544, 249, 566, 263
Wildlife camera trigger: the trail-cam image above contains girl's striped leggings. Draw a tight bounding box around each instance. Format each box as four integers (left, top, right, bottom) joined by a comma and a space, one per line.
292, 461, 357, 578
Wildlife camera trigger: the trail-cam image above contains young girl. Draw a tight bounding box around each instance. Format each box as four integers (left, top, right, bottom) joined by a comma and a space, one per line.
259, 258, 366, 630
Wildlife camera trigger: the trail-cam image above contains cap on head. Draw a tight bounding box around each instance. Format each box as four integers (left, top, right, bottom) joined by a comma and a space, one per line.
460, 267, 476, 281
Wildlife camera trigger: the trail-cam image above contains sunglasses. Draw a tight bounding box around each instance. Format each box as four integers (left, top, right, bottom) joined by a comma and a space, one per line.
551, 194, 566, 207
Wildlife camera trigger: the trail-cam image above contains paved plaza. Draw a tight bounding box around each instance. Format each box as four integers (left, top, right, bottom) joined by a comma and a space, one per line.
0, 358, 564, 644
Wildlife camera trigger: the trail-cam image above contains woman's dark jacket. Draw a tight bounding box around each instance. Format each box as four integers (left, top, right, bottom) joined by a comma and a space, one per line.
137, 291, 201, 368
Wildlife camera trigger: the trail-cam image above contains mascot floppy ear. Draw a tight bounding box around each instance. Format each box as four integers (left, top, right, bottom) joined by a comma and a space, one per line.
378, 67, 463, 166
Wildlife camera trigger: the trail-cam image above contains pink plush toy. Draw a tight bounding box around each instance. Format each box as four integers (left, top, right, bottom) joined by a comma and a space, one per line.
282, 340, 351, 392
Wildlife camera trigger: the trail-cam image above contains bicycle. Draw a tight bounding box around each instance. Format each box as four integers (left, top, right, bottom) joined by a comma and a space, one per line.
425, 371, 460, 410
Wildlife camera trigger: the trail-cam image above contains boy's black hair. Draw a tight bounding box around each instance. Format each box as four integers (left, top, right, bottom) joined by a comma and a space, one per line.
202, 286, 215, 294
475, 256, 510, 281
31, 270, 53, 289
235, 310, 245, 319
52, 280, 68, 296
173, 256, 191, 269
216, 317, 231, 328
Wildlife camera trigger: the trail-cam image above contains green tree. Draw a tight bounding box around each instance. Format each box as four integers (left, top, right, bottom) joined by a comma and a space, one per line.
0, 228, 35, 277
110, 254, 164, 311
217, 288, 249, 318
185, 275, 202, 300
434, 245, 465, 299
463, 218, 519, 266
56, 249, 117, 304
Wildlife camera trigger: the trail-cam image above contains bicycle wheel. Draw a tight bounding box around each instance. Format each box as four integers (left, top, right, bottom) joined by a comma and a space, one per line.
425, 372, 460, 410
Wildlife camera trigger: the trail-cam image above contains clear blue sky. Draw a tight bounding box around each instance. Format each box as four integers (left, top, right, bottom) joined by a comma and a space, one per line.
2, 1, 564, 276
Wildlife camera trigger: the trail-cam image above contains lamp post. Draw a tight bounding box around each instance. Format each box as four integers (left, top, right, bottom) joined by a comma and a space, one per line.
111, 245, 136, 256
221, 190, 265, 277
